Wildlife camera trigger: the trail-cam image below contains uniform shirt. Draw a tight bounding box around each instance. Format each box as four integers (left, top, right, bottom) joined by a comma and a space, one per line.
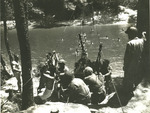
12, 61, 21, 73
68, 78, 91, 103
123, 37, 144, 85
84, 74, 104, 93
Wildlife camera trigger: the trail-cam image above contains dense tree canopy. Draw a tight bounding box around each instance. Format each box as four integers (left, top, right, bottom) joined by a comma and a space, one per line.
0, 0, 138, 21
33, 0, 64, 18
1, 0, 14, 20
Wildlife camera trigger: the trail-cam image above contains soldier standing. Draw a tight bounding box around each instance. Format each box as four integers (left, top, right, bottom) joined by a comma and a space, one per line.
123, 26, 144, 95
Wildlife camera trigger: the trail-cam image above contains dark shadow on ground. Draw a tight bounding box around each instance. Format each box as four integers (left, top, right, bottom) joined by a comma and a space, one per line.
88, 77, 134, 109
106, 91, 133, 108
34, 76, 135, 109
106, 77, 134, 108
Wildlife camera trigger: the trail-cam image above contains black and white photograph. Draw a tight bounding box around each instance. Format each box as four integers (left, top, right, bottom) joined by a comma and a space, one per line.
0, 0, 150, 113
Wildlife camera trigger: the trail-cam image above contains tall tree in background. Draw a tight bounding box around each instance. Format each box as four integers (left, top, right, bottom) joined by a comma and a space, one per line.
35, 0, 64, 19
137, 0, 150, 83
1, 0, 14, 72
13, 0, 34, 110
1, 0, 14, 20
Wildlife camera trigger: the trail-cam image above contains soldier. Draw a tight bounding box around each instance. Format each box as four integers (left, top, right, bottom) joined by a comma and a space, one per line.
74, 52, 92, 79
57, 59, 69, 74
44, 59, 70, 102
83, 66, 106, 104
39, 69, 55, 102
59, 71, 91, 105
99, 59, 112, 94
35, 63, 56, 104
12, 55, 22, 92
37, 63, 49, 94
123, 26, 144, 95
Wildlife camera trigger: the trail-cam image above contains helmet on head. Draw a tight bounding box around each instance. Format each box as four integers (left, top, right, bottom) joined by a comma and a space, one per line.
60, 71, 74, 87
125, 26, 138, 37
59, 59, 66, 64
12, 61, 18, 65
52, 50, 56, 53
84, 66, 93, 76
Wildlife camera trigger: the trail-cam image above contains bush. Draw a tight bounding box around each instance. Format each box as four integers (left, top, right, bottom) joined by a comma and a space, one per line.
39, 15, 55, 28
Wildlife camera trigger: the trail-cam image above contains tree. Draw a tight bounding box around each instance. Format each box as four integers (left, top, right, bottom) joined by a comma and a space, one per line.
137, 0, 150, 83
0, 0, 14, 20
1, 0, 14, 73
34, 0, 64, 19
12, 0, 34, 110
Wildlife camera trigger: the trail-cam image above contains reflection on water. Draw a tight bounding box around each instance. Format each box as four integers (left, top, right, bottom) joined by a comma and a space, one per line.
1, 24, 129, 76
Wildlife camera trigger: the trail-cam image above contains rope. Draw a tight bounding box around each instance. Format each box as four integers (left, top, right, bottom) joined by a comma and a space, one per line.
62, 10, 75, 35
55, 10, 75, 50
91, 4, 102, 51
98, 40, 124, 112
63, 11, 75, 33
1, 74, 34, 108
22, 76, 33, 87
90, 4, 124, 112
111, 79, 125, 113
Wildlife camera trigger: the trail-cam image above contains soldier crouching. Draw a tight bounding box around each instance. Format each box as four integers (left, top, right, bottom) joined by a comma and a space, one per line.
83, 66, 106, 104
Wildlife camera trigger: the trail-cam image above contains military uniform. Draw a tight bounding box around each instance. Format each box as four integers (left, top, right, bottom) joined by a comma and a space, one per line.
67, 78, 91, 105
84, 67, 106, 104
12, 61, 22, 92
123, 27, 144, 94
123, 37, 144, 91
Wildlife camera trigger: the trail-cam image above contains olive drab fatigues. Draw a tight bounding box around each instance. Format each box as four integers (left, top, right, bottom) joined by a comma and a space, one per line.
123, 37, 144, 92
66, 78, 91, 105
84, 73, 106, 104
40, 70, 55, 100
38, 65, 48, 91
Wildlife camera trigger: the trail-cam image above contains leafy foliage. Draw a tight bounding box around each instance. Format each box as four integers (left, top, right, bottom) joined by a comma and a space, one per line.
1, 0, 14, 20
0, 0, 138, 27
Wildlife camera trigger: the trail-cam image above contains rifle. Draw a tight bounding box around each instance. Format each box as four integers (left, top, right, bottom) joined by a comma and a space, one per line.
96, 42, 103, 75
78, 33, 87, 57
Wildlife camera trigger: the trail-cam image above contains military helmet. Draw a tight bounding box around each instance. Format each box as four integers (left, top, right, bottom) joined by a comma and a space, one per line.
125, 26, 138, 36
60, 71, 74, 87
84, 66, 93, 76
12, 61, 18, 65
59, 59, 66, 64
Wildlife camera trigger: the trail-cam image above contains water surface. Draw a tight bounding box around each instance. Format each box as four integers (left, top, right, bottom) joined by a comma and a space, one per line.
1, 24, 129, 77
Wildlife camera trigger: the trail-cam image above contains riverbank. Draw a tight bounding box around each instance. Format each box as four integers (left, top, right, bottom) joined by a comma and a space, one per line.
1, 73, 150, 113
0, 6, 137, 30
1, 5, 145, 113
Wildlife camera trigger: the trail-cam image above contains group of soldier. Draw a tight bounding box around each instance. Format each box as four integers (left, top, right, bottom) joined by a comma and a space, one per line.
35, 46, 112, 105
1, 25, 146, 106
35, 26, 146, 105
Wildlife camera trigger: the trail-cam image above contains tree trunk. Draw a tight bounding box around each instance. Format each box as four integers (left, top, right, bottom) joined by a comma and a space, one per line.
137, 0, 150, 83
12, 0, 34, 110
1, 55, 11, 79
2, 0, 14, 72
